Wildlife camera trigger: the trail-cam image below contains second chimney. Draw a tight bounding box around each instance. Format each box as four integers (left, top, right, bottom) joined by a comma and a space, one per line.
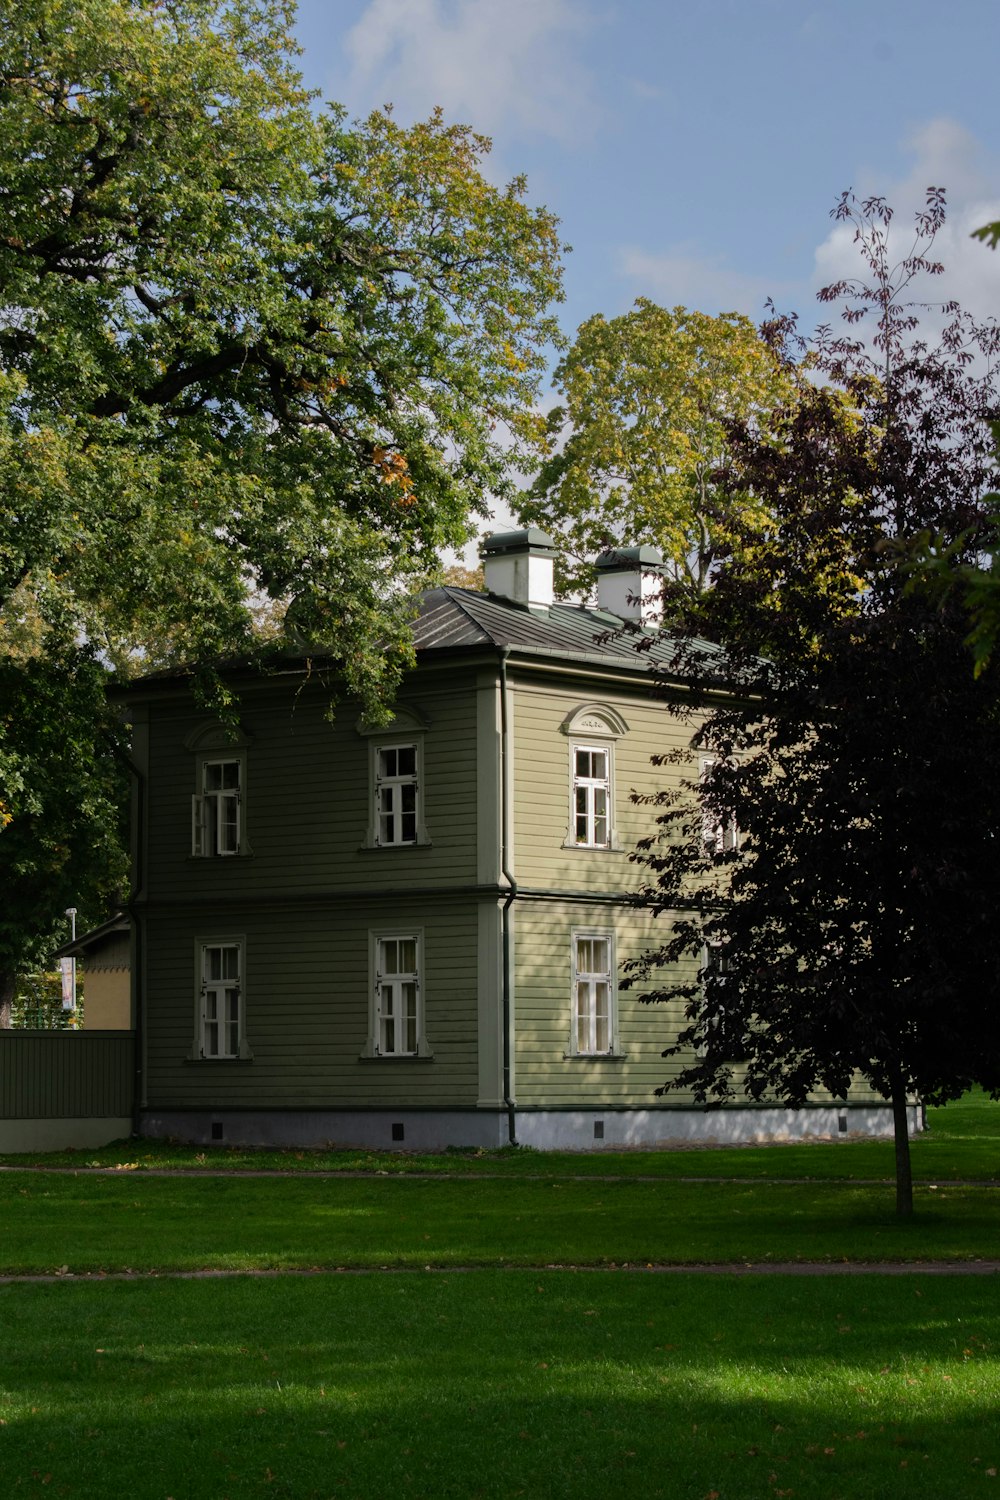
594, 544, 664, 626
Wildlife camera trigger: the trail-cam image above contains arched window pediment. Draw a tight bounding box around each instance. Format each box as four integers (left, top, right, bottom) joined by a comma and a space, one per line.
184, 720, 252, 752
355, 704, 430, 738
559, 703, 629, 740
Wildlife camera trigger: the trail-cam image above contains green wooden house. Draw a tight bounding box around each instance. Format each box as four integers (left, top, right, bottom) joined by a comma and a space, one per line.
126, 530, 911, 1149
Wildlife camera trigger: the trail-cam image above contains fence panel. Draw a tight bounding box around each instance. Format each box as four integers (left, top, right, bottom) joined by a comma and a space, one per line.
0, 1031, 135, 1120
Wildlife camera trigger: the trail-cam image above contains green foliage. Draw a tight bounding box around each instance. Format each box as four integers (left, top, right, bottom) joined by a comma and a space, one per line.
972, 218, 1000, 250
519, 300, 792, 596
0, 0, 563, 990
0, 641, 128, 1004
0, 1, 563, 686
11, 968, 81, 1029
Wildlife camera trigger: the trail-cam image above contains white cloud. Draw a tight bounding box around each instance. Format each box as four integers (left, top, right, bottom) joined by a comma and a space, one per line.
617, 246, 797, 319
811, 118, 1000, 334
342, 0, 598, 146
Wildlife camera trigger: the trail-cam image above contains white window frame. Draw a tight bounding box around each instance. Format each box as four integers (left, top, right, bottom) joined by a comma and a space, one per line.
363, 928, 433, 1058
560, 704, 628, 852
192, 755, 244, 857
571, 742, 612, 849
697, 940, 740, 1059
357, 708, 431, 850
569, 928, 619, 1057
699, 755, 739, 857
374, 742, 420, 847
190, 936, 252, 1061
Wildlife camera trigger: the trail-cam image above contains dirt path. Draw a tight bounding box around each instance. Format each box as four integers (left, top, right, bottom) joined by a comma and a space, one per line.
1, 1260, 998, 1285
1, 1164, 998, 1186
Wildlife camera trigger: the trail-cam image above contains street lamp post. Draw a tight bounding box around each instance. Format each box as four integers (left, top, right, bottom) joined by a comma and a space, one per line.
62, 908, 77, 1013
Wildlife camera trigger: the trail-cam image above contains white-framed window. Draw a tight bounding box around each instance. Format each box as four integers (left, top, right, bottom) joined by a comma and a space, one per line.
193, 938, 251, 1060
192, 757, 242, 857
376, 743, 418, 846
365, 929, 432, 1058
560, 704, 628, 852
698, 940, 741, 1058
699, 756, 739, 856
357, 707, 430, 850
572, 744, 610, 848
571, 930, 617, 1056
375, 934, 419, 1054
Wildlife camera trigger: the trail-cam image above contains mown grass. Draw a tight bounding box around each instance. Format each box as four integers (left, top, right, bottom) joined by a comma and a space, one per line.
0, 1272, 998, 1499
1, 1173, 998, 1275
0, 1095, 997, 1498
3, 1089, 997, 1182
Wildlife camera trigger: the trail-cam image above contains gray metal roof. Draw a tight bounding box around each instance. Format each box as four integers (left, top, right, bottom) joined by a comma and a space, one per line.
123, 587, 727, 693
412, 587, 723, 675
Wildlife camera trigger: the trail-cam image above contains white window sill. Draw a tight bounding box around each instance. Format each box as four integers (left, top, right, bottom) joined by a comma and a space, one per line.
186, 852, 253, 861
358, 841, 433, 853
358, 1052, 435, 1062
184, 1054, 255, 1064
563, 1051, 629, 1061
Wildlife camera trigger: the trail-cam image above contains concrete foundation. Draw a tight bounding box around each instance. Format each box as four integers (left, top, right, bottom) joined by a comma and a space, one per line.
138, 1102, 921, 1152
513, 1103, 922, 1151
140, 1108, 511, 1152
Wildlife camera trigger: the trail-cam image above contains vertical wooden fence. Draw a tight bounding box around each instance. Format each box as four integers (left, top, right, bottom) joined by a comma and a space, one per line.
0, 1031, 135, 1149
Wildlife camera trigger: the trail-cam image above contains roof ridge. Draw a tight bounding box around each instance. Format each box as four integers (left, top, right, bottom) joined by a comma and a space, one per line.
439, 586, 501, 642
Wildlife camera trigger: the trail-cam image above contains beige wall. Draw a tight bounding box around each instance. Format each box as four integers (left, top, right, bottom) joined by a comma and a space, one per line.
81, 967, 131, 1030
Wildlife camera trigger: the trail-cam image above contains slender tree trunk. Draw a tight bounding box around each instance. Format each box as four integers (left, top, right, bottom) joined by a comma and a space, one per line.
891, 1078, 914, 1219
0, 970, 14, 1029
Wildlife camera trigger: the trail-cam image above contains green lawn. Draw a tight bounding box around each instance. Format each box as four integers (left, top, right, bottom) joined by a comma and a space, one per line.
0, 1093, 997, 1498
1, 1273, 998, 1499
0, 1173, 998, 1274
3, 1089, 997, 1182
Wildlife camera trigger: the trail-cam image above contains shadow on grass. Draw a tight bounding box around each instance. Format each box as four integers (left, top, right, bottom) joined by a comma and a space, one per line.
0, 1273, 997, 1499
2, 1173, 999, 1274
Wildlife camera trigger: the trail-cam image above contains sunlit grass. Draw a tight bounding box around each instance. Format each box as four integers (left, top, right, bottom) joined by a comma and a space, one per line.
1, 1172, 998, 1275
0, 1273, 997, 1498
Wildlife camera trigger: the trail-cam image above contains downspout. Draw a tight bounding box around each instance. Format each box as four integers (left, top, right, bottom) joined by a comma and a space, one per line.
498, 649, 517, 1145
118, 749, 145, 1140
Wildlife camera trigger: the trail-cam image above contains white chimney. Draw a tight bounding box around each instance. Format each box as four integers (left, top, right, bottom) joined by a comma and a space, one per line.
594, 545, 664, 626
481, 529, 557, 610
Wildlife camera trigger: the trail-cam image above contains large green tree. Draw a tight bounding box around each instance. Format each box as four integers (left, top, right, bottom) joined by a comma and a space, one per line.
0, 0, 564, 1008
518, 300, 792, 597
626, 192, 1000, 1216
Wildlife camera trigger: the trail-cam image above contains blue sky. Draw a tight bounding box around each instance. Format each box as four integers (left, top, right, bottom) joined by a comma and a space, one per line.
293, 0, 999, 335
291, 0, 999, 539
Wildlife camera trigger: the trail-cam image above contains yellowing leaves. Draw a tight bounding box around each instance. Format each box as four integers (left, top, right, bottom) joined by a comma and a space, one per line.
371, 446, 416, 506
521, 299, 796, 597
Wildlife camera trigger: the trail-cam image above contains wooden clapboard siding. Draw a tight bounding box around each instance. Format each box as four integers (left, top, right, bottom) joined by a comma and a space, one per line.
512, 900, 703, 1107
142, 898, 481, 1110
510, 676, 695, 894
145, 675, 478, 904
0, 1032, 134, 1118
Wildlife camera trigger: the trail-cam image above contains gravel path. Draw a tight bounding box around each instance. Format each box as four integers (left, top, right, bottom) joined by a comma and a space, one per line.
1, 1164, 998, 1186
1, 1260, 998, 1284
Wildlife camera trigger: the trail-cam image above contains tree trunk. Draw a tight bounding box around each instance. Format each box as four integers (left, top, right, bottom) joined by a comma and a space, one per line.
891, 1079, 914, 1219
0, 970, 14, 1029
